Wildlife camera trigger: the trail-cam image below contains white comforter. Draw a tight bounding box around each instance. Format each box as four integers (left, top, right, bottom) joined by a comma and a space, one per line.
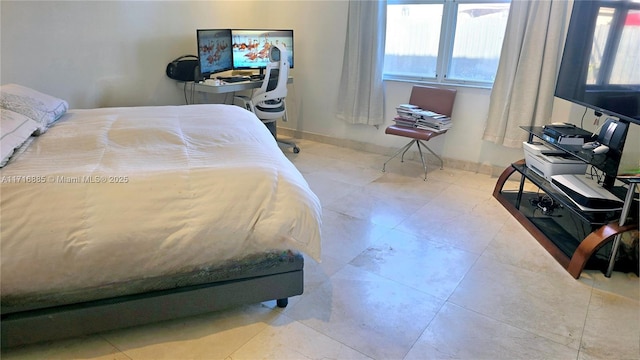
0, 104, 321, 297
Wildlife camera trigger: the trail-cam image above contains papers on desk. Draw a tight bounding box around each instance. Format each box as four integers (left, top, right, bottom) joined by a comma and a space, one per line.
203, 78, 223, 85
203, 77, 251, 85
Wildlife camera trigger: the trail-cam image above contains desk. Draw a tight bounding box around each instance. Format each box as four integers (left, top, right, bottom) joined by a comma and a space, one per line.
177, 76, 300, 153
178, 77, 293, 95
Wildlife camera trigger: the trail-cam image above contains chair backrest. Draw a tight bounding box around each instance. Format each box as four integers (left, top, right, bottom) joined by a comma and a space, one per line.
252, 44, 289, 105
409, 85, 457, 117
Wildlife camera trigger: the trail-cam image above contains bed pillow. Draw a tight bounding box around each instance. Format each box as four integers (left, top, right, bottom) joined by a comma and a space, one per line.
0, 83, 68, 134
1, 109, 40, 167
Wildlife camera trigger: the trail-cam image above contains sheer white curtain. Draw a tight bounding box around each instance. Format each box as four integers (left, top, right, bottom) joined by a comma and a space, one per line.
483, 0, 570, 148
336, 0, 386, 126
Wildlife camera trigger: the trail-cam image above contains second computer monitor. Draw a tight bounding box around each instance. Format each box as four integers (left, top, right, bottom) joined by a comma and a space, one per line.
231, 29, 294, 73
196, 29, 233, 80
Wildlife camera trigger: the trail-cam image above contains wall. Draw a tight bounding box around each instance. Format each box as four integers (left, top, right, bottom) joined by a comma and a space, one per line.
1, 1, 637, 173
0, 1, 274, 108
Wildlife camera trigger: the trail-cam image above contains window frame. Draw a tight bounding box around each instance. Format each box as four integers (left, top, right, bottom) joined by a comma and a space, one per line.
590, 3, 640, 86
383, 0, 511, 89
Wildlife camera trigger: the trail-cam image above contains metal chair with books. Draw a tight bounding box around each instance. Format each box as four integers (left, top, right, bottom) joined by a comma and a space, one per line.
382, 85, 457, 180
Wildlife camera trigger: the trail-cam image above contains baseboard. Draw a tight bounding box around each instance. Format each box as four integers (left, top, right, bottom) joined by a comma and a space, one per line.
277, 127, 506, 178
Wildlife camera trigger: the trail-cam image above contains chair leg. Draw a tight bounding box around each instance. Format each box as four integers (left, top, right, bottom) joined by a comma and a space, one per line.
415, 141, 428, 181
383, 139, 443, 181
267, 120, 300, 153
277, 139, 300, 153
382, 140, 416, 173
400, 140, 414, 162
418, 140, 444, 169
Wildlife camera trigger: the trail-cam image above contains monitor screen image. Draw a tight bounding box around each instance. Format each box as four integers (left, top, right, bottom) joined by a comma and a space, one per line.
554, 1, 640, 125
231, 29, 294, 70
196, 29, 233, 79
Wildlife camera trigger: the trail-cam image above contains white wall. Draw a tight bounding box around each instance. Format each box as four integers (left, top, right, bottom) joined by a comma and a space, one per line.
1, 1, 637, 172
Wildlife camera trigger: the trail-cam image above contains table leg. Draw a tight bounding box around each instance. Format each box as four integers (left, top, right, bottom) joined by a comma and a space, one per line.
605, 182, 637, 277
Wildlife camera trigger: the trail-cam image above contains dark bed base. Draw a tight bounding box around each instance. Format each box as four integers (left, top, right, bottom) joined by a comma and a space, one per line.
1, 259, 303, 348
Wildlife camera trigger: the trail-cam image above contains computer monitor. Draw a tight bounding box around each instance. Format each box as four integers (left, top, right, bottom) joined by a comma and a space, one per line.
196, 29, 233, 80
231, 29, 294, 75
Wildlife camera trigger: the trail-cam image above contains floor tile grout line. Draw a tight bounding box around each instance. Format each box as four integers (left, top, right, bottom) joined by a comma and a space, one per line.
444, 253, 591, 354
399, 300, 449, 360
575, 283, 596, 360
99, 334, 134, 360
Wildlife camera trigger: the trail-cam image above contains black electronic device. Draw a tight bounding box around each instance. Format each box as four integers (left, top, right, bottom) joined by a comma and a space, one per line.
551, 174, 624, 210
542, 124, 593, 140
596, 118, 628, 154
554, 0, 640, 126
231, 29, 294, 77
166, 55, 199, 81
218, 76, 249, 83
196, 29, 233, 81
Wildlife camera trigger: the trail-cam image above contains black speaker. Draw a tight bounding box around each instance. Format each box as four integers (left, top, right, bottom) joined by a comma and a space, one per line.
597, 118, 628, 153
166, 55, 199, 81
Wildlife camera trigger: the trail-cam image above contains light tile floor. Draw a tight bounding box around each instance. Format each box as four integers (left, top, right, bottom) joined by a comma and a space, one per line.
3, 139, 639, 360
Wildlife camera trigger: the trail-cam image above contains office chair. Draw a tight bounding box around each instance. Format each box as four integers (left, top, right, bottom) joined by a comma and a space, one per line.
234, 44, 299, 153
382, 85, 457, 180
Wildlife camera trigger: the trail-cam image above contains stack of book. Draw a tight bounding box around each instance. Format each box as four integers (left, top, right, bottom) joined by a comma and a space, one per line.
394, 104, 419, 127
393, 104, 451, 133
413, 110, 451, 132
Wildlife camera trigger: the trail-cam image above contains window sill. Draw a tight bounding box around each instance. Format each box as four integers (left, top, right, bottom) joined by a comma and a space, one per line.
383, 76, 493, 90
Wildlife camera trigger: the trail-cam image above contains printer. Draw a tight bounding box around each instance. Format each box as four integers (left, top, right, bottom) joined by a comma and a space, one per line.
523, 142, 587, 181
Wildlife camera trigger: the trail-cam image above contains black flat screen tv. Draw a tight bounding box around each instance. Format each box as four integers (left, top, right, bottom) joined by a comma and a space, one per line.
231, 29, 294, 75
196, 29, 233, 80
555, 0, 640, 126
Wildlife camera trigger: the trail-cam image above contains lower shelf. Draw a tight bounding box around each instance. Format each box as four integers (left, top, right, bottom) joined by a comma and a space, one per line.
493, 161, 637, 278
528, 217, 581, 259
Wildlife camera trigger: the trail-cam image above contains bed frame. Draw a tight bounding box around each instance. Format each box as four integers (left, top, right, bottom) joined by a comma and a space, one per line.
1, 251, 303, 348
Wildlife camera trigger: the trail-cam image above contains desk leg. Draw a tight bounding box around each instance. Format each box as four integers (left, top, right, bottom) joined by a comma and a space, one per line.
605, 182, 637, 277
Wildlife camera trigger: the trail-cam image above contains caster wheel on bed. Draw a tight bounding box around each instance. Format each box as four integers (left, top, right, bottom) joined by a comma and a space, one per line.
293, 147, 300, 154
276, 298, 289, 308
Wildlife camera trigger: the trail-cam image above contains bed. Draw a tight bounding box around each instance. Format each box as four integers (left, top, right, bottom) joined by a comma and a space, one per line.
0, 84, 322, 347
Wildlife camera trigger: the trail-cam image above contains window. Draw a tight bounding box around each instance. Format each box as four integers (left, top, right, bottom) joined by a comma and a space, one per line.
588, 5, 640, 85
384, 0, 511, 87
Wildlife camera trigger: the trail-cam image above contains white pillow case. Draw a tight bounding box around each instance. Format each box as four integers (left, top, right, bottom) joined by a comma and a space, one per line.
0, 109, 40, 167
0, 84, 68, 134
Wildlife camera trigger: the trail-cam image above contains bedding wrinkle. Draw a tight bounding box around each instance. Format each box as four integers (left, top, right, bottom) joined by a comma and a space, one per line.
246, 165, 280, 235
87, 114, 113, 176
172, 112, 216, 270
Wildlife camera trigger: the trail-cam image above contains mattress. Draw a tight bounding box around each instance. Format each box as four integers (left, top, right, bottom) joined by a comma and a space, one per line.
0, 104, 321, 308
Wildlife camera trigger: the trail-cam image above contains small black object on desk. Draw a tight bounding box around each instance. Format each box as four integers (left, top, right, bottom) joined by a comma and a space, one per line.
218, 76, 250, 83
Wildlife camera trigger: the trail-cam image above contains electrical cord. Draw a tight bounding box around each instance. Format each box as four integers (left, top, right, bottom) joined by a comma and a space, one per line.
182, 82, 198, 105
183, 82, 189, 104
580, 107, 602, 136
529, 192, 561, 216
593, 113, 602, 126
580, 107, 587, 128
588, 165, 605, 185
